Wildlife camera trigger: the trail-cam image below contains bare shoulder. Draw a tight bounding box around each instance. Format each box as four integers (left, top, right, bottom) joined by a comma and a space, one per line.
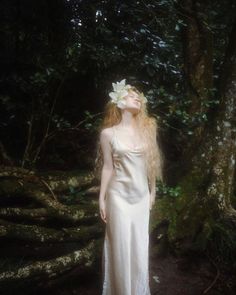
100, 127, 113, 142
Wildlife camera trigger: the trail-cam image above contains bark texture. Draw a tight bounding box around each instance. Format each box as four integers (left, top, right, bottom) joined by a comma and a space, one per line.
0, 166, 103, 291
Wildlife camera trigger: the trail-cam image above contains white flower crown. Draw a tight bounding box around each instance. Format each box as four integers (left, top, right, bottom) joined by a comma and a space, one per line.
108, 79, 147, 109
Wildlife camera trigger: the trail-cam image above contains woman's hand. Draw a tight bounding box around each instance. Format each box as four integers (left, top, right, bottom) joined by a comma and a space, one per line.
149, 193, 155, 210
99, 198, 107, 223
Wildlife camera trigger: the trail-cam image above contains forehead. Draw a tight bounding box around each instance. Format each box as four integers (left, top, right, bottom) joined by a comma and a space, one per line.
128, 90, 139, 96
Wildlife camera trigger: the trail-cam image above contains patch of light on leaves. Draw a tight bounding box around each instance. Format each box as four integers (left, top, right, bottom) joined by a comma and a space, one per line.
68, 177, 78, 186
74, 250, 81, 260
223, 121, 231, 127
153, 275, 160, 283
207, 183, 217, 195
230, 155, 235, 166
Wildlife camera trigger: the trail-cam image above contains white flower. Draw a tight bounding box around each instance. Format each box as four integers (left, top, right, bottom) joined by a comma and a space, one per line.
108, 79, 147, 109
112, 79, 131, 92
109, 79, 131, 109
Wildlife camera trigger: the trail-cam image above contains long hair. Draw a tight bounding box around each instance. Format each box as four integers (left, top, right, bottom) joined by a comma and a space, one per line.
93, 86, 164, 189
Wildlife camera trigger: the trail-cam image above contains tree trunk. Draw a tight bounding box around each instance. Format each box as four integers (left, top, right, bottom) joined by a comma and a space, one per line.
170, 14, 236, 244
176, 0, 213, 158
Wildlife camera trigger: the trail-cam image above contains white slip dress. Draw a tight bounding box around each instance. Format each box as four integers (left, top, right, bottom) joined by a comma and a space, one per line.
101, 125, 151, 295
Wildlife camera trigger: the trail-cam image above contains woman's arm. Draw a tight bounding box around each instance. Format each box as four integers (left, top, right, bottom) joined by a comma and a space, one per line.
99, 128, 114, 202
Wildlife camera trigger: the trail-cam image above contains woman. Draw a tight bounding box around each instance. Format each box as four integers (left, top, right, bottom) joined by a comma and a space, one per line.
94, 79, 164, 295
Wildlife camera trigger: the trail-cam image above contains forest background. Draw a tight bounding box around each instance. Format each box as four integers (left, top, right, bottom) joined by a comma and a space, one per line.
1, 0, 236, 294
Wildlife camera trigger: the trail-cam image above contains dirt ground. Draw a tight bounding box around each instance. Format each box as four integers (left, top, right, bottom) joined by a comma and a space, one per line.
70, 254, 234, 295
11, 228, 233, 295
36, 244, 235, 295
149, 253, 223, 295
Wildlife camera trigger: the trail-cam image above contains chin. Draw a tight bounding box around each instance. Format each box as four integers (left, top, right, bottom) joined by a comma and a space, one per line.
133, 108, 141, 114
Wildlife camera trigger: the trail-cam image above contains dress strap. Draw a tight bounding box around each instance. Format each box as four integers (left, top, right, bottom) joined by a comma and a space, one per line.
111, 126, 117, 147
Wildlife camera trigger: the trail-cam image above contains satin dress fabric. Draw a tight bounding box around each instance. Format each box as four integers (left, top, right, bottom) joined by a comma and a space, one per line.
102, 125, 151, 295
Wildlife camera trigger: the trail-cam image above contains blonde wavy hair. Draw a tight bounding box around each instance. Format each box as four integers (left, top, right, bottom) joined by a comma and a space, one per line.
93, 86, 164, 190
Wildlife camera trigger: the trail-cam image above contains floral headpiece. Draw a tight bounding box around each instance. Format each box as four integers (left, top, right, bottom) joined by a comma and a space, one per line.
109, 79, 147, 109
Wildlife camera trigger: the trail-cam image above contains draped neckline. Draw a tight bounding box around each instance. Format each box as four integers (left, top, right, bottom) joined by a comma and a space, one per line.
112, 125, 144, 151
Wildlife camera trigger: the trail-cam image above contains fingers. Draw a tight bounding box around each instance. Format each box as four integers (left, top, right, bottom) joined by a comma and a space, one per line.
100, 210, 107, 223
102, 213, 107, 223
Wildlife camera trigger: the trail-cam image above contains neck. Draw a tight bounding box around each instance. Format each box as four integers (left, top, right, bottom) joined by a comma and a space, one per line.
119, 110, 137, 128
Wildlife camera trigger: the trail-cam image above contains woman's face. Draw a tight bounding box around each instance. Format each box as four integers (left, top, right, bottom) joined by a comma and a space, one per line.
123, 90, 141, 113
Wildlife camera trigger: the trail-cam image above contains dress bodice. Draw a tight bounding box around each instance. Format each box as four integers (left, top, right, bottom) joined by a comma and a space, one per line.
106, 126, 149, 204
